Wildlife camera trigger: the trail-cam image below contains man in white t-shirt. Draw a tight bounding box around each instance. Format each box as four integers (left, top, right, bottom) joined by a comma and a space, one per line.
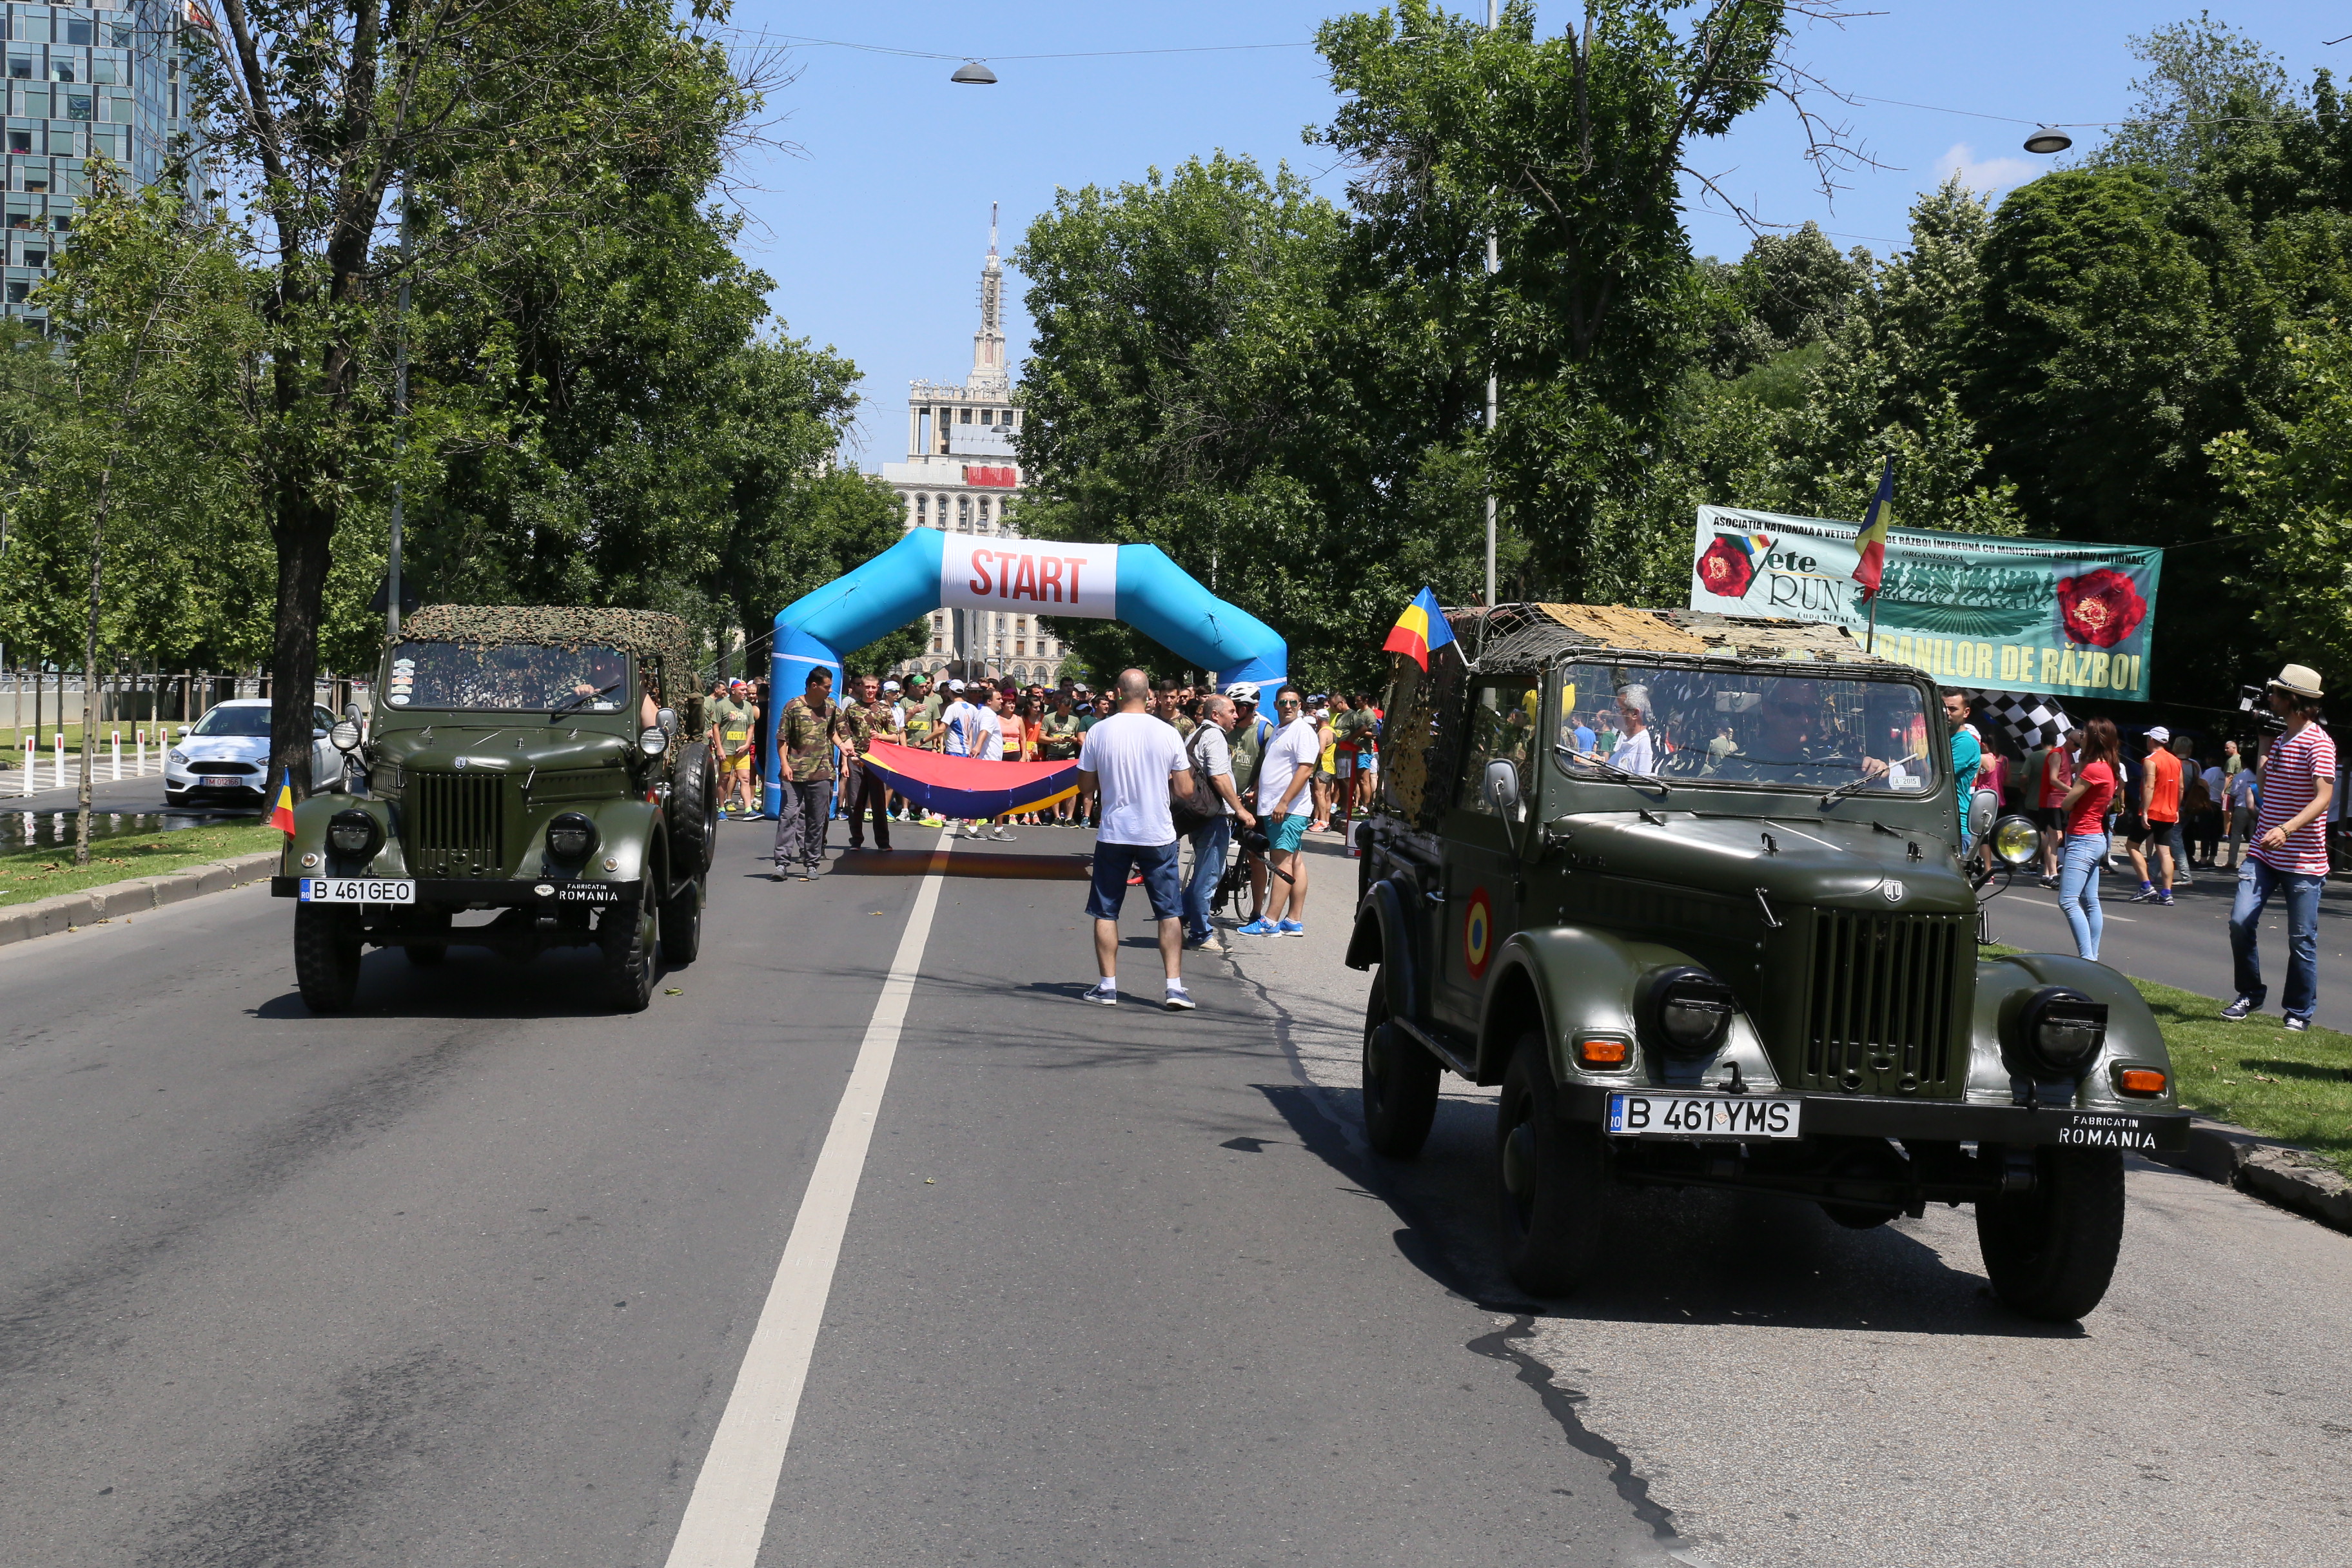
970, 687, 1015, 841
941, 681, 982, 756
1077, 668, 1203, 1010
1240, 685, 1320, 937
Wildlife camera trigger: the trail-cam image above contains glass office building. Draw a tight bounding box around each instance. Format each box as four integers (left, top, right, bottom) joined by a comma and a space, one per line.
3, 0, 201, 323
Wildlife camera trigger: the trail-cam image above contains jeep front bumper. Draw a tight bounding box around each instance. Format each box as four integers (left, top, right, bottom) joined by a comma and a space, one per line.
1563, 1084, 2190, 1152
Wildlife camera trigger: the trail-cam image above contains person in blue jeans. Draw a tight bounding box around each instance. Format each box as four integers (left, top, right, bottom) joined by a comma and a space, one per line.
2053, 718, 2122, 960
1180, 696, 1255, 946
2224, 665, 2336, 1030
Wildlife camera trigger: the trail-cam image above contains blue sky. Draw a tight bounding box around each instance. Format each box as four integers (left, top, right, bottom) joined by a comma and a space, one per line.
716, 4, 2343, 468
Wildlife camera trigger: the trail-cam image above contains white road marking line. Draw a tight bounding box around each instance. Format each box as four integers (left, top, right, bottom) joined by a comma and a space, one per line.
663, 834, 952, 1568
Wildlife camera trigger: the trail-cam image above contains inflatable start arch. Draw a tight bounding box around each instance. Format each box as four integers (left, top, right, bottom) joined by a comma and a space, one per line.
763, 529, 1288, 810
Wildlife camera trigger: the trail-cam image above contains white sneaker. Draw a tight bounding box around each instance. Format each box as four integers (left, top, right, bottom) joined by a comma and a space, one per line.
990, 826, 1017, 841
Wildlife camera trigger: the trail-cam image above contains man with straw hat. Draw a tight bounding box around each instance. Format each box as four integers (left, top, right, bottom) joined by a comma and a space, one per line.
2223, 664, 2335, 1032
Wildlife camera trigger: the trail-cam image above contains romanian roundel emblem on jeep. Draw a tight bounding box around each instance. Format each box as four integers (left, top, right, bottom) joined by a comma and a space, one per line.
1463, 887, 1494, 979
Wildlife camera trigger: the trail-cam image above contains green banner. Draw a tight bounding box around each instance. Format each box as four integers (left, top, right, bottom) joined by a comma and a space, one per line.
1689, 505, 2164, 702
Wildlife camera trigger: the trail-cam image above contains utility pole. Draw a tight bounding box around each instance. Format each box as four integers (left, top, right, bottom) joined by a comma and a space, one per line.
1482, 0, 1499, 610
386, 191, 411, 639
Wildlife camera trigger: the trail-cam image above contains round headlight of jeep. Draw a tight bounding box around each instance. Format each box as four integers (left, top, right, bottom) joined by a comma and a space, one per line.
1990, 814, 2040, 867
330, 718, 363, 752
326, 808, 382, 860
545, 812, 598, 861
639, 725, 669, 757
2017, 985, 2108, 1077
1649, 968, 1738, 1057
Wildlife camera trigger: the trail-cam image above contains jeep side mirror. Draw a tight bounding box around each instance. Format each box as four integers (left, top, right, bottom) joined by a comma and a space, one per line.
1484, 759, 1521, 816
657, 705, 678, 734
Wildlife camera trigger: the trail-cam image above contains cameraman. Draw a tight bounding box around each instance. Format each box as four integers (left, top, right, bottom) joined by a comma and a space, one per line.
2224, 665, 2335, 1032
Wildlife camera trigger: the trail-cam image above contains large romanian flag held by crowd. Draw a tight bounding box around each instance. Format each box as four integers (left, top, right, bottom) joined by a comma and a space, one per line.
856, 740, 1081, 821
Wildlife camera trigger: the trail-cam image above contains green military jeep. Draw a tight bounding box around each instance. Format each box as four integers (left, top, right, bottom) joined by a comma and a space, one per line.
273, 606, 718, 1013
1347, 604, 2187, 1322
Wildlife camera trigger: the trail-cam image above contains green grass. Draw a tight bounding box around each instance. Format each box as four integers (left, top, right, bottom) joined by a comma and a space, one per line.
0, 822, 280, 908
1986, 943, 2352, 1177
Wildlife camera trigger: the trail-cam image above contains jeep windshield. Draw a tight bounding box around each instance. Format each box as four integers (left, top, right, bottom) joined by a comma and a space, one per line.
384, 641, 631, 713
1551, 661, 1937, 794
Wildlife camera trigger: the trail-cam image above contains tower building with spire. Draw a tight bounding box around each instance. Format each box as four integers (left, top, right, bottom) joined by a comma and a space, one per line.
881, 207, 1067, 685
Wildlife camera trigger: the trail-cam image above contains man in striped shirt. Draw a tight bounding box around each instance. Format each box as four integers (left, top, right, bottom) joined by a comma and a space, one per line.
2224, 665, 2337, 1032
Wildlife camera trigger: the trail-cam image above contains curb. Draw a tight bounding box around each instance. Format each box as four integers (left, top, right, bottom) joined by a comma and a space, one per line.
2146, 1115, 2352, 1235
0, 850, 281, 949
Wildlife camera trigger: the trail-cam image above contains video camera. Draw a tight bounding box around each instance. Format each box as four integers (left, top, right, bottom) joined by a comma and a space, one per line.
2237, 684, 2289, 735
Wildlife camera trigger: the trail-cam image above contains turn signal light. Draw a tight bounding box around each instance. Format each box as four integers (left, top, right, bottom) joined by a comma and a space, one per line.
2115, 1066, 2168, 1097
1577, 1037, 1630, 1068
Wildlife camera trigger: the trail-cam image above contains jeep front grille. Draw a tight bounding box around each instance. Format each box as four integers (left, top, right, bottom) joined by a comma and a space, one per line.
404, 771, 507, 877
1800, 910, 1968, 1095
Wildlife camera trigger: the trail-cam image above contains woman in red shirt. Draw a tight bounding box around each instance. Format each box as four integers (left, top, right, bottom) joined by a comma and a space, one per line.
2056, 717, 2121, 960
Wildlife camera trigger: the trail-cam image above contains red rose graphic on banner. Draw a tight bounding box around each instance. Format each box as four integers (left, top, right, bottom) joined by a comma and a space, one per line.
2054, 568, 2148, 649
1696, 536, 1756, 598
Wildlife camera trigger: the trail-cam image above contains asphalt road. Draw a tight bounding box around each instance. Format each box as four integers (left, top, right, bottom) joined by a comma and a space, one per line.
1, 818, 2344, 1567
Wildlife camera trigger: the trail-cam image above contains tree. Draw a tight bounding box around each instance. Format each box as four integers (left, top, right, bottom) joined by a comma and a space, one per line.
27, 171, 259, 861
2088, 11, 2302, 182
1310, 0, 1868, 594
194, 0, 765, 793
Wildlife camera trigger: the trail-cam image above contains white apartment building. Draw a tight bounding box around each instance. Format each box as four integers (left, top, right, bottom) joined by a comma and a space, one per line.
879, 211, 1070, 686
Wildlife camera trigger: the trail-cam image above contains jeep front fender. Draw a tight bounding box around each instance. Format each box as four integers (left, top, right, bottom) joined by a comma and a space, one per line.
1345, 877, 1422, 1024
284, 794, 398, 876
1972, 952, 2176, 1110
1485, 926, 1777, 1093
566, 797, 665, 893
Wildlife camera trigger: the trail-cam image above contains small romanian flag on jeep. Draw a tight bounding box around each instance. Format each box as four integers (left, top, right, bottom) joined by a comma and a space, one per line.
268, 768, 297, 835
1382, 587, 1456, 669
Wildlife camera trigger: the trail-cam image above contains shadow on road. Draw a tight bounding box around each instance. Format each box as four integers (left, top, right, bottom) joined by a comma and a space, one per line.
1255, 1079, 2075, 1340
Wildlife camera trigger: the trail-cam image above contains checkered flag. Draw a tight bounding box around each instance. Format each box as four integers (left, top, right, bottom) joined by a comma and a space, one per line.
1968, 689, 2074, 751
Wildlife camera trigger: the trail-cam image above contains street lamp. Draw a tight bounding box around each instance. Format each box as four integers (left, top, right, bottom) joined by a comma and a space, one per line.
952, 60, 997, 84
2023, 126, 2073, 155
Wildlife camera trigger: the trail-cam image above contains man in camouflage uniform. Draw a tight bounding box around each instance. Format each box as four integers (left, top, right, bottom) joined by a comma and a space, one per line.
839, 672, 898, 852
774, 667, 839, 877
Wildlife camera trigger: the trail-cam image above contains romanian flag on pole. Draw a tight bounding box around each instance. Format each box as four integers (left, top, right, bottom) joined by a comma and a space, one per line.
1851, 456, 1896, 600
1382, 587, 1456, 669
268, 768, 298, 834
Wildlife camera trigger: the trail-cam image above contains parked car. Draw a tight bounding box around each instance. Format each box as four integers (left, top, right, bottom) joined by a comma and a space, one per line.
164, 698, 340, 807
1347, 603, 2187, 1322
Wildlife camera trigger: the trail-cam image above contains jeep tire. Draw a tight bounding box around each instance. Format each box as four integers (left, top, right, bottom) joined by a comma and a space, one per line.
671, 741, 718, 876
294, 904, 362, 1012
1975, 1145, 2126, 1322
600, 897, 657, 1012
660, 877, 703, 966
1496, 1033, 1606, 1297
1362, 978, 1439, 1159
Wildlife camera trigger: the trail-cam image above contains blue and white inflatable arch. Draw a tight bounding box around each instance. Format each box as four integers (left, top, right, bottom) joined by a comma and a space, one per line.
762, 529, 1288, 811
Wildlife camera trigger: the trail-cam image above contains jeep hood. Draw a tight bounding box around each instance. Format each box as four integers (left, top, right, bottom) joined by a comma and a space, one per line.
372, 723, 636, 774
1553, 810, 1974, 916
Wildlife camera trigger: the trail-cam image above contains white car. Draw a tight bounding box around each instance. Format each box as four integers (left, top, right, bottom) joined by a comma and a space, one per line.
163, 699, 342, 807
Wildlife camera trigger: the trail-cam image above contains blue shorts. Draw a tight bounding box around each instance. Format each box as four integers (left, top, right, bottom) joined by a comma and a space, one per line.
1270, 813, 1311, 853
1086, 839, 1182, 921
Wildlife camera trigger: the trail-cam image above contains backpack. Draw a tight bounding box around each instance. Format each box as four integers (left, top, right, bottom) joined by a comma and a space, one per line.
1170, 724, 1219, 837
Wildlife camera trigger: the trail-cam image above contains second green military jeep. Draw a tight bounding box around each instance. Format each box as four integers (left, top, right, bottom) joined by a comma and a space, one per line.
273, 606, 718, 1013
1348, 604, 2186, 1322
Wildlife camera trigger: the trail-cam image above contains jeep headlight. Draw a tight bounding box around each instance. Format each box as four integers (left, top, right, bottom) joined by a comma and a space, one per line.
1650, 969, 1737, 1056
1990, 814, 2040, 867
639, 725, 669, 757
2017, 986, 2107, 1077
546, 812, 599, 860
326, 808, 383, 860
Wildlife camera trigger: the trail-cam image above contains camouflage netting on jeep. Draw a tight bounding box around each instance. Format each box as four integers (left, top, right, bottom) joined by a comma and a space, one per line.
400, 605, 701, 710
1453, 603, 1905, 673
